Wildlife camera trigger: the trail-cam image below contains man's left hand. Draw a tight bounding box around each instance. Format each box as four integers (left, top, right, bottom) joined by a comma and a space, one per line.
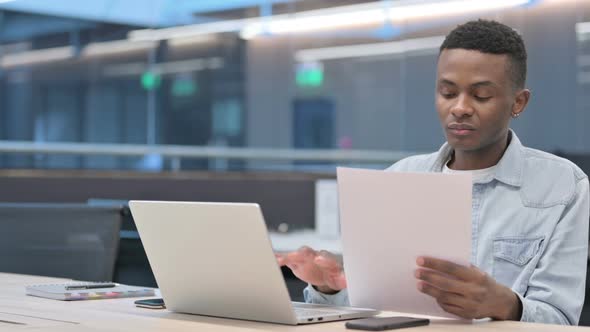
415, 256, 522, 320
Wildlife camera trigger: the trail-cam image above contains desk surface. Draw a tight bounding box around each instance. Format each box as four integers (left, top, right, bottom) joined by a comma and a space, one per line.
0, 273, 586, 332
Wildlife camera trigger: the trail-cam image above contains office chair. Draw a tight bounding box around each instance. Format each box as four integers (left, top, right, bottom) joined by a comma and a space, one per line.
0, 203, 123, 281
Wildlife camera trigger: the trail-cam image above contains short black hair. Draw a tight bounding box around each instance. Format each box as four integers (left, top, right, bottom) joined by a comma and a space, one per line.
440, 19, 527, 89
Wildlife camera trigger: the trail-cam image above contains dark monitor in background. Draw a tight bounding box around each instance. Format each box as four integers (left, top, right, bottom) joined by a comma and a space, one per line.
0, 203, 122, 281
87, 198, 157, 287
555, 152, 590, 177
87, 198, 135, 233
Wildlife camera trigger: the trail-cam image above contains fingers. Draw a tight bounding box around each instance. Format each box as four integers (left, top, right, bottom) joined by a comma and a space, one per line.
437, 302, 471, 318
275, 253, 286, 266
315, 250, 346, 291
417, 281, 438, 298
416, 257, 478, 281
326, 272, 348, 290
417, 277, 481, 319
285, 246, 314, 261
417, 281, 468, 310
278, 246, 318, 271
437, 297, 479, 319
276, 247, 347, 290
314, 250, 342, 271
295, 246, 318, 261
414, 268, 464, 294
317, 249, 339, 260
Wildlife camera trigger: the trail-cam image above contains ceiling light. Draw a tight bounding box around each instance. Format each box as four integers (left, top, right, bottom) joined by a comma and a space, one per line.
81, 40, 156, 58
127, 0, 532, 42
0, 46, 74, 68
295, 35, 445, 62
241, 0, 531, 39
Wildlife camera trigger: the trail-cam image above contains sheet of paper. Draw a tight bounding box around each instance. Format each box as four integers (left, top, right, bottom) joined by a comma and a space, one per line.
337, 167, 472, 319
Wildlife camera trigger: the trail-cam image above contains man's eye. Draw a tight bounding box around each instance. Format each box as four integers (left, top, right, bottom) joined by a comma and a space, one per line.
440, 91, 456, 98
474, 96, 492, 102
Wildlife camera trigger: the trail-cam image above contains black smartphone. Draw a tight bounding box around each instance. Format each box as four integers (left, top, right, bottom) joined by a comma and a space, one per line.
134, 298, 165, 309
345, 317, 429, 331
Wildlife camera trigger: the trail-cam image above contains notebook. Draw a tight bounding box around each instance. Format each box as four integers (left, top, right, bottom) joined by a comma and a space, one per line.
25, 281, 155, 301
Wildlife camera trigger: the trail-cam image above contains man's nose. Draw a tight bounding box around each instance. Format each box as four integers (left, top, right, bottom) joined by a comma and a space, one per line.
450, 95, 474, 118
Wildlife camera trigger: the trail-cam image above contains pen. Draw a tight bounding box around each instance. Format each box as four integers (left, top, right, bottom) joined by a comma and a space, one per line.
65, 283, 117, 291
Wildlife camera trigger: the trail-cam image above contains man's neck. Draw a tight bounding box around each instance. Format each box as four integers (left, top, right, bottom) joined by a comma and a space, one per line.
448, 134, 510, 171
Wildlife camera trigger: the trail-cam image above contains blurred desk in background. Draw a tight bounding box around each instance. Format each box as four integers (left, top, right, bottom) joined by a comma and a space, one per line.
270, 230, 341, 255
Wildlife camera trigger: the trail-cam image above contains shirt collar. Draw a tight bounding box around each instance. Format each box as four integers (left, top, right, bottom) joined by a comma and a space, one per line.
431, 129, 524, 187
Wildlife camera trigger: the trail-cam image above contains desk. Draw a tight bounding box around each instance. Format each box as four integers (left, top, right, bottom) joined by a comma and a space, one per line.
0, 273, 586, 332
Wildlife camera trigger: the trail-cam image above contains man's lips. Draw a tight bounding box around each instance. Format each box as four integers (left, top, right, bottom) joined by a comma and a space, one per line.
448, 123, 476, 130
447, 123, 476, 136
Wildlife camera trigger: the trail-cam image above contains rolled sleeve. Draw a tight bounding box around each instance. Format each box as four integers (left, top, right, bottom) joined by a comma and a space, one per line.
303, 284, 350, 306
518, 292, 570, 325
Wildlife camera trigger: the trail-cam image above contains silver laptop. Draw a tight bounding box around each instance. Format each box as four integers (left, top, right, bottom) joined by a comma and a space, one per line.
129, 200, 378, 325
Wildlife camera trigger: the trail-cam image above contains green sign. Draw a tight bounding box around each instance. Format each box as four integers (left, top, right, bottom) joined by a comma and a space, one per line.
296, 62, 324, 88
141, 71, 161, 91
171, 78, 198, 97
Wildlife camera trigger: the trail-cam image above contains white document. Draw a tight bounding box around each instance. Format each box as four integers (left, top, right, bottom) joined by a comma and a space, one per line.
337, 167, 472, 319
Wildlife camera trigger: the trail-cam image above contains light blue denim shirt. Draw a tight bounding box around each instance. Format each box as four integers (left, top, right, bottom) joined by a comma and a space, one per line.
304, 130, 590, 325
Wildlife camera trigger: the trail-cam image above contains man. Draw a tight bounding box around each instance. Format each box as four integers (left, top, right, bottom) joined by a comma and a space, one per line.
277, 19, 590, 325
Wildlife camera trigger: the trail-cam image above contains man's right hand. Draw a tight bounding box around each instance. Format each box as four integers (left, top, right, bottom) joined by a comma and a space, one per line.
276, 246, 347, 294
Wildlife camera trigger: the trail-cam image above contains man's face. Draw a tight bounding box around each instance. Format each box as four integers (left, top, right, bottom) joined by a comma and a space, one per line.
435, 49, 517, 152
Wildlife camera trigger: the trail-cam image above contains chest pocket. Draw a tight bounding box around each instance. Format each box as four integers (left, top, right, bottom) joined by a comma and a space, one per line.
492, 236, 544, 293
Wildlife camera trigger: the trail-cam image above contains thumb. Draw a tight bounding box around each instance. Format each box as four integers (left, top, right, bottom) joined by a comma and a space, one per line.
331, 273, 347, 290
322, 267, 347, 291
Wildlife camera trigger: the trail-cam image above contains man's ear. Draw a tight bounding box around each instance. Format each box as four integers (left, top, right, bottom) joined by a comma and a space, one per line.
511, 89, 531, 117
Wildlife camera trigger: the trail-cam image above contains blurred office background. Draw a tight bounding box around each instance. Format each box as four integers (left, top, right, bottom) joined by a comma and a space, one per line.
0, 0, 587, 172
1, 0, 590, 322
